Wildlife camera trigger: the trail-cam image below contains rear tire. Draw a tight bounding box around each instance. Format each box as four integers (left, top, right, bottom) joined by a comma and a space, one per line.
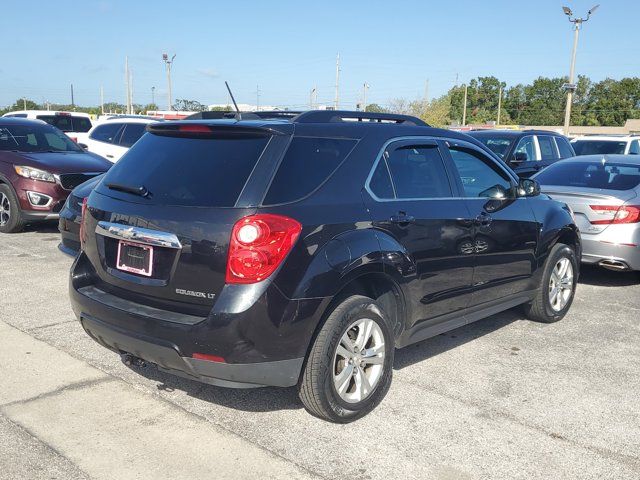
524, 243, 577, 323
0, 184, 25, 234
298, 295, 394, 423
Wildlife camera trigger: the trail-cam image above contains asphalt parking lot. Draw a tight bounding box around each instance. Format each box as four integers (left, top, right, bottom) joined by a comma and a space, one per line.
1, 223, 639, 480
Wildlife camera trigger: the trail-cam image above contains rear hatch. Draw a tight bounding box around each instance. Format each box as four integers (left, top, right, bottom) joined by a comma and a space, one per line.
82, 122, 289, 314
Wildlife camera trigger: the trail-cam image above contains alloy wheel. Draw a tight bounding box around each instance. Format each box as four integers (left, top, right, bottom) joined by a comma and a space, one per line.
333, 318, 385, 403
0, 192, 10, 226
549, 257, 574, 312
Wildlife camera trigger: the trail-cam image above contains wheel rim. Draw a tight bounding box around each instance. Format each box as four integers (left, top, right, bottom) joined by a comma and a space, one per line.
0, 192, 10, 227
333, 318, 385, 404
549, 257, 574, 312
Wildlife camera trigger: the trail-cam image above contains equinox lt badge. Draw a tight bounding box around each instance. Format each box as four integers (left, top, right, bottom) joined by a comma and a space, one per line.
175, 289, 215, 300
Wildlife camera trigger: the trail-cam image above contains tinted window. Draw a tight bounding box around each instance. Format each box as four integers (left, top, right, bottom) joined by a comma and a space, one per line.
555, 137, 574, 158
99, 132, 269, 207
90, 123, 124, 143
369, 158, 394, 199
537, 136, 557, 160
36, 115, 91, 132
471, 135, 513, 159
0, 124, 83, 152
384, 144, 452, 199
118, 123, 147, 147
629, 140, 640, 155
5, 113, 27, 118
572, 140, 627, 155
448, 147, 513, 198
514, 136, 537, 161
72, 117, 92, 133
263, 137, 356, 205
536, 161, 640, 191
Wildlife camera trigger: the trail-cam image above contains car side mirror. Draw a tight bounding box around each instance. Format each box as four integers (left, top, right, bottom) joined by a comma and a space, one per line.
78, 143, 88, 150
518, 178, 540, 197
511, 152, 527, 164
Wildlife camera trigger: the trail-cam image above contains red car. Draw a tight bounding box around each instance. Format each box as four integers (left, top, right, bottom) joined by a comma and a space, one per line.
0, 118, 111, 233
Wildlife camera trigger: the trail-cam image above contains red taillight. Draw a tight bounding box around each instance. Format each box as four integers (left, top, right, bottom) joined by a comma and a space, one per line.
226, 214, 302, 284
79, 197, 88, 249
589, 205, 640, 225
192, 353, 226, 363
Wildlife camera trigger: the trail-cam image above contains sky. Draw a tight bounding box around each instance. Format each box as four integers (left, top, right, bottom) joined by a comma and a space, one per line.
0, 0, 637, 110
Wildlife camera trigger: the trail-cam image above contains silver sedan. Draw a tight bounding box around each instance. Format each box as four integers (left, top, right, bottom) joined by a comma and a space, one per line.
534, 155, 640, 272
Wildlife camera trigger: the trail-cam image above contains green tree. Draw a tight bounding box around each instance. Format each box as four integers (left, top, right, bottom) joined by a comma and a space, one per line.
365, 103, 387, 113
173, 99, 207, 112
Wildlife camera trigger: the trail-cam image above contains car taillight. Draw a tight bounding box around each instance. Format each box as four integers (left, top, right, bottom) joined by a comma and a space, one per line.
79, 197, 88, 249
589, 205, 640, 225
226, 214, 302, 284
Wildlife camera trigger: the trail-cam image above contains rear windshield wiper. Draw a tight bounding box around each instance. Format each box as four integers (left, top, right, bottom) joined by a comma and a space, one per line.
106, 182, 150, 198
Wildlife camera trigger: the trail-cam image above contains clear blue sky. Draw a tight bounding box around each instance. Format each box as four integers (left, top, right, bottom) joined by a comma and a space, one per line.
0, 0, 635, 110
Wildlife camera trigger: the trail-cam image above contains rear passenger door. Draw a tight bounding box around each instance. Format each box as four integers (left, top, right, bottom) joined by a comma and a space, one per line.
443, 140, 539, 307
363, 138, 475, 329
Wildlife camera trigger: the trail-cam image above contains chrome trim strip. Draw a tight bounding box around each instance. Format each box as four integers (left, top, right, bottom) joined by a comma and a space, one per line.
96, 221, 182, 249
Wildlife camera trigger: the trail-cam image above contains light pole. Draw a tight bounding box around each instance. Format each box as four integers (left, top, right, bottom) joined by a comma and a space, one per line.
151, 86, 156, 107
362, 82, 370, 112
162, 53, 176, 111
562, 4, 599, 135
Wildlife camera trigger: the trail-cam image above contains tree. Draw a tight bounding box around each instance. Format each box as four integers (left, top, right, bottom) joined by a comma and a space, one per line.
173, 99, 207, 112
365, 103, 387, 113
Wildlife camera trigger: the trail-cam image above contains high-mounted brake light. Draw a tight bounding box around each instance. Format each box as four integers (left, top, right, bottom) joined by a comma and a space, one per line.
589, 205, 640, 225
226, 214, 302, 284
79, 197, 88, 249
178, 124, 211, 133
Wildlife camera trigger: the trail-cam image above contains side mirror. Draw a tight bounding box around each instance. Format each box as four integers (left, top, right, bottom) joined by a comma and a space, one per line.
78, 143, 88, 150
518, 178, 541, 197
511, 151, 528, 164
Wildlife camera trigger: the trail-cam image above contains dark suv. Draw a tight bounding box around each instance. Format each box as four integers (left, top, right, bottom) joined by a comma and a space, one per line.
468, 129, 575, 178
70, 111, 580, 422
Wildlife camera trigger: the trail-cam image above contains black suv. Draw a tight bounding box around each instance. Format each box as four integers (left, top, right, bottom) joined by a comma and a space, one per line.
70, 111, 580, 422
467, 129, 575, 178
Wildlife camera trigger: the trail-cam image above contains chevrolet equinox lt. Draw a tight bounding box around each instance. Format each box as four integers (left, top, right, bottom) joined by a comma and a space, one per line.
70, 111, 580, 422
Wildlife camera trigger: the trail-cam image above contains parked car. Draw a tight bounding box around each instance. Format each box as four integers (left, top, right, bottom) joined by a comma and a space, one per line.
0, 118, 111, 233
571, 135, 640, 156
534, 154, 640, 273
58, 174, 104, 255
468, 129, 575, 178
76, 117, 158, 162
2, 110, 92, 142
70, 111, 580, 422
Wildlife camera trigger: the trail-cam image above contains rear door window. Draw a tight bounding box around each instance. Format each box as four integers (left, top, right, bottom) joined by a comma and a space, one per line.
118, 123, 147, 147
263, 137, 357, 205
537, 136, 557, 160
98, 132, 270, 207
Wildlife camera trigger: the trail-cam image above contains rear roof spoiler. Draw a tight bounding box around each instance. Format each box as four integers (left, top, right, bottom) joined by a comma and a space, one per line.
292, 110, 428, 126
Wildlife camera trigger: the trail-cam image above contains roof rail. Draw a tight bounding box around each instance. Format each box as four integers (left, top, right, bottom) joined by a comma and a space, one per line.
252, 110, 303, 119
293, 110, 428, 126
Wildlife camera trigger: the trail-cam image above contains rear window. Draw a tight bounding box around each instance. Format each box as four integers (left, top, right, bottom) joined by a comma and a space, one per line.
536, 162, 640, 191
572, 140, 627, 155
36, 115, 91, 132
98, 132, 269, 207
263, 137, 357, 205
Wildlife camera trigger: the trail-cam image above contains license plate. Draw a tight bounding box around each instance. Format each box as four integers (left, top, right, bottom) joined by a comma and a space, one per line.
116, 240, 153, 277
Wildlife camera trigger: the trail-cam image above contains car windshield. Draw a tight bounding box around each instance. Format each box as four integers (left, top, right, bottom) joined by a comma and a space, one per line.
536, 161, 640, 191
572, 140, 627, 155
470, 135, 514, 159
0, 123, 84, 153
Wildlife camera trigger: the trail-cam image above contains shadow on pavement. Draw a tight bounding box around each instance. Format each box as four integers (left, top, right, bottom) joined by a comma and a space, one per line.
21, 220, 59, 234
579, 264, 639, 287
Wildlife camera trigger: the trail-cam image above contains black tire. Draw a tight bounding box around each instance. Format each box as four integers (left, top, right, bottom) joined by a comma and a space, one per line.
524, 243, 578, 323
0, 184, 25, 234
298, 295, 394, 423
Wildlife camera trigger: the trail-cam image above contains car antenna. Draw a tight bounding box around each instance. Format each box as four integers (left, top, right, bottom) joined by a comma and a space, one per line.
225, 81, 241, 120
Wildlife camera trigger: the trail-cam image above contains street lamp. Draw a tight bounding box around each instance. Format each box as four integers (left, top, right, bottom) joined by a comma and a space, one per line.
162, 53, 176, 111
561, 4, 599, 135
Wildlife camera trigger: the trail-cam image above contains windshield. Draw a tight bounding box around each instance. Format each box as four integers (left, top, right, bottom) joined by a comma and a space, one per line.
536, 161, 640, 191
470, 135, 514, 159
572, 140, 627, 155
0, 123, 83, 153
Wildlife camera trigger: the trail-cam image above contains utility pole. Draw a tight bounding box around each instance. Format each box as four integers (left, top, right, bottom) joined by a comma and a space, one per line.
151, 86, 155, 106
22, 98, 26, 110
497, 86, 502, 125
256, 84, 260, 111
100, 86, 104, 115
309, 86, 316, 109
334, 53, 340, 110
362, 82, 370, 112
462, 84, 468, 126
562, 4, 599, 136
70, 84, 75, 109
162, 53, 176, 111
424, 79, 429, 104
125, 56, 131, 114
129, 68, 134, 114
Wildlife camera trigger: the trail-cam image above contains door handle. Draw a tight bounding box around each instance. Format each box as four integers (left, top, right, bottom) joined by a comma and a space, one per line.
475, 212, 492, 226
390, 212, 415, 225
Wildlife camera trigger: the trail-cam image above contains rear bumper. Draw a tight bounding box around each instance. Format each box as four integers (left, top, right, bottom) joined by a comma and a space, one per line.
80, 314, 303, 388
58, 207, 80, 256
581, 236, 640, 271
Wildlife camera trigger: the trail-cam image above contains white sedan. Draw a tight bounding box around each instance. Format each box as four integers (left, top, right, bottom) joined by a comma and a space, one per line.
76, 117, 159, 163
